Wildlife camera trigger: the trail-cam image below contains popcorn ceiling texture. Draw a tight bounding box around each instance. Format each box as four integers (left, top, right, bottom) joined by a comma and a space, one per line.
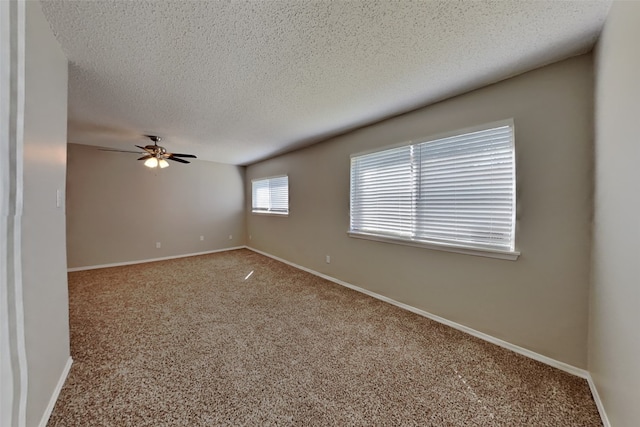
40, 0, 611, 165
47, 249, 602, 426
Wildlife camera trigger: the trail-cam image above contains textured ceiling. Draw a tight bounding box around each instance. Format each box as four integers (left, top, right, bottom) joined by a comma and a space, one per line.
41, 0, 611, 165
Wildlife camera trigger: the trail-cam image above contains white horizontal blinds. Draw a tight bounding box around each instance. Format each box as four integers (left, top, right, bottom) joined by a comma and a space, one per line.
350, 145, 416, 238
349, 122, 516, 253
252, 179, 270, 211
268, 176, 289, 213
252, 176, 289, 214
416, 125, 515, 251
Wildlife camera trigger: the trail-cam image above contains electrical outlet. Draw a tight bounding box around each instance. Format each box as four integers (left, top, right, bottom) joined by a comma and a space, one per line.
200, 235, 204, 241
249, 235, 252, 240
326, 255, 331, 264
156, 242, 161, 249
228, 235, 233, 240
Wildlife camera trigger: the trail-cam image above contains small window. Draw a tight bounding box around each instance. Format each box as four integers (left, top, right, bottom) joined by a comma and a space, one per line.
252, 175, 289, 215
349, 120, 517, 259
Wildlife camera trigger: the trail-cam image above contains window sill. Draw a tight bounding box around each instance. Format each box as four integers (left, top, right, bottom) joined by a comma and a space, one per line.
251, 211, 289, 217
347, 231, 520, 261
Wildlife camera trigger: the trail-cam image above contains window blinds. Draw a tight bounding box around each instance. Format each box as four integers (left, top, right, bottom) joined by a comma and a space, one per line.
252, 175, 289, 214
349, 145, 416, 238
350, 123, 515, 253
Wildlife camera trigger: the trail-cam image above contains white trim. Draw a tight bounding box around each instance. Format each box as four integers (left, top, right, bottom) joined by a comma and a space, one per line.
250, 211, 289, 217
0, 2, 14, 423
12, 216, 27, 427
67, 246, 245, 272
14, 2, 27, 423
37, 357, 72, 427
246, 246, 587, 379
0, 226, 12, 427
348, 232, 520, 261
586, 373, 611, 427
250, 174, 288, 183
1, 2, 28, 426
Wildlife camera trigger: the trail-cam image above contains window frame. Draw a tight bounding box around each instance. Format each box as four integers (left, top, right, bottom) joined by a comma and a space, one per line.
348, 119, 519, 260
251, 175, 289, 216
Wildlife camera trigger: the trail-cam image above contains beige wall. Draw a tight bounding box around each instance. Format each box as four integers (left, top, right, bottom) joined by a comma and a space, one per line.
247, 55, 594, 368
590, 2, 640, 426
66, 143, 246, 268
22, 2, 71, 425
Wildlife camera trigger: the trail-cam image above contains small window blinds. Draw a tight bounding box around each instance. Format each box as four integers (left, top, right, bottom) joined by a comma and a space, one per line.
252, 175, 289, 215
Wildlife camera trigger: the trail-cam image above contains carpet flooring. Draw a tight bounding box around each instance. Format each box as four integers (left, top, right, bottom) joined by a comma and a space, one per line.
48, 249, 602, 426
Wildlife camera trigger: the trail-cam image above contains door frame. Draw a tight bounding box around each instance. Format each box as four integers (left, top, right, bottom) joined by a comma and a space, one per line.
1, 1, 28, 426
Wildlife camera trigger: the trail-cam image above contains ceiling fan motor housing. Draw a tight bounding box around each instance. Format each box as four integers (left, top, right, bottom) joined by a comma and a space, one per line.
145, 145, 167, 156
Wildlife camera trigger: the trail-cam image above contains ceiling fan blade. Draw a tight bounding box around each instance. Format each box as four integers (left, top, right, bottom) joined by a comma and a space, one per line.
137, 155, 152, 161
167, 156, 190, 164
98, 148, 144, 154
168, 153, 197, 158
135, 145, 154, 154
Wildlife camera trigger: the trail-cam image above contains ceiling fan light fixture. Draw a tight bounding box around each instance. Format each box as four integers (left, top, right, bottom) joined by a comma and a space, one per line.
158, 159, 169, 168
144, 157, 159, 168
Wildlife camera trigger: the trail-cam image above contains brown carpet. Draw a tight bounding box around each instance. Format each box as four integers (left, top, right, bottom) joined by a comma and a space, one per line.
48, 249, 601, 426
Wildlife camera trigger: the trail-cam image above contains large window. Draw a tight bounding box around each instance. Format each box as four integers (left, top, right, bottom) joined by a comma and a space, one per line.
349, 120, 517, 259
252, 175, 289, 215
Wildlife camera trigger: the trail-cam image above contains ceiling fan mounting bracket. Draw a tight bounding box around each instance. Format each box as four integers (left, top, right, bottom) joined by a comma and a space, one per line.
145, 135, 162, 144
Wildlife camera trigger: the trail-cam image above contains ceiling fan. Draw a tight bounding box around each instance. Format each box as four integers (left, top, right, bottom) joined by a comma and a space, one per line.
100, 135, 197, 168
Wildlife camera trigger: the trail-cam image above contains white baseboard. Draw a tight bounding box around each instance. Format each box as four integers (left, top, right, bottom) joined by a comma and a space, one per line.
38, 356, 72, 427
249, 247, 615, 427
586, 373, 611, 427
246, 246, 589, 379
67, 246, 246, 272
